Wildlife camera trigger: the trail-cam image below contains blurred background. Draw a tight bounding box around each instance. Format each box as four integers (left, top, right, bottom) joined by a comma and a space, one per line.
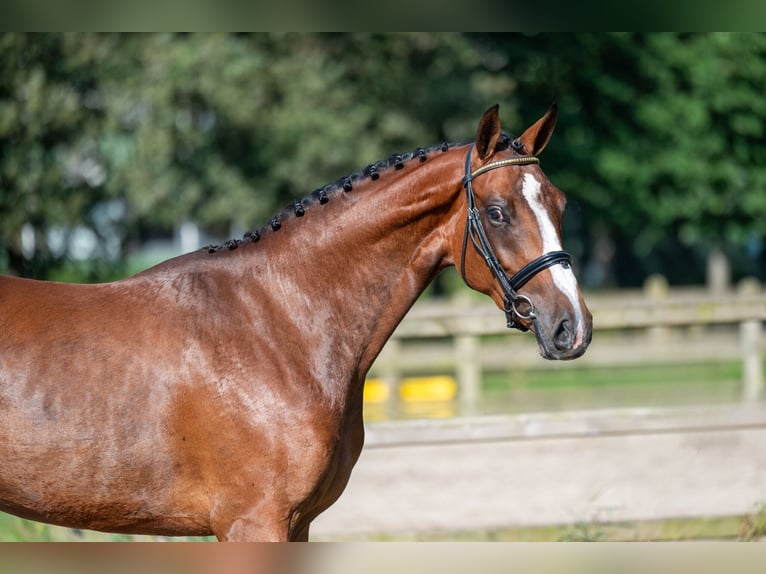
3, 33, 765, 286
1, 33, 765, 541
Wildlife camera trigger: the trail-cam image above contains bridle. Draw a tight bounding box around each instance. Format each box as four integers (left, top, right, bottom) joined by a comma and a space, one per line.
460, 143, 573, 331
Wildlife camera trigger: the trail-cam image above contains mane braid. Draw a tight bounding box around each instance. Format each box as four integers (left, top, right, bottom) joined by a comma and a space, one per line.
203, 132, 514, 254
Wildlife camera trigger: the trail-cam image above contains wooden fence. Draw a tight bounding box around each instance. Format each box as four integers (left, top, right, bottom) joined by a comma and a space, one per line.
368, 276, 766, 406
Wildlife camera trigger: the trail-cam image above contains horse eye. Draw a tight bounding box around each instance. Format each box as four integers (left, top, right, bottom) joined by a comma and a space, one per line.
487, 206, 508, 224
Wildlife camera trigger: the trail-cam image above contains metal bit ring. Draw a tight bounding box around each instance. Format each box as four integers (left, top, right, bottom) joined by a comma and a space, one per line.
511, 294, 536, 320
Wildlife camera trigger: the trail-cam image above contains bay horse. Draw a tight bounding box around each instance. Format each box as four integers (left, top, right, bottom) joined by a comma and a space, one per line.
0, 104, 592, 541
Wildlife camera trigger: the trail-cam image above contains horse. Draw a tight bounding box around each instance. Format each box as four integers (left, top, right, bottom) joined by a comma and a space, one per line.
0, 104, 592, 541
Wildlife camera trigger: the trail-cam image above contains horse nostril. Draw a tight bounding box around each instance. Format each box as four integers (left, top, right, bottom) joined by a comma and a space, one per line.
553, 319, 573, 350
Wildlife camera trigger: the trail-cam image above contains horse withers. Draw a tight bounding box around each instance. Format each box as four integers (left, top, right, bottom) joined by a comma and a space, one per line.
0, 104, 592, 541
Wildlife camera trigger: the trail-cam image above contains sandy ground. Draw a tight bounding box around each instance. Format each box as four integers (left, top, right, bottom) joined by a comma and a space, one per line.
310, 403, 766, 539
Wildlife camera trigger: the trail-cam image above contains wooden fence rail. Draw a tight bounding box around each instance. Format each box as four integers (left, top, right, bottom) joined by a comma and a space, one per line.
369, 277, 766, 405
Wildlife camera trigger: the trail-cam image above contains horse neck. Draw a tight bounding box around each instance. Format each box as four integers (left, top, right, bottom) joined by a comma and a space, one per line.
232, 149, 466, 379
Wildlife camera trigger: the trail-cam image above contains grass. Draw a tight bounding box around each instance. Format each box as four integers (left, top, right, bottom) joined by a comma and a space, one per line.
318, 515, 750, 542
0, 512, 213, 542
368, 360, 748, 421
740, 502, 766, 541
5, 509, 760, 542
483, 361, 743, 392
476, 361, 745, 415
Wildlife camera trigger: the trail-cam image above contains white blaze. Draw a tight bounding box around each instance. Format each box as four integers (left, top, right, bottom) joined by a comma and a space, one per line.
521, 173, 585, 347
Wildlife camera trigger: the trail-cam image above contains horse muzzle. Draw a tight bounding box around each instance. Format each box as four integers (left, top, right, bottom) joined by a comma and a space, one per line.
531, 307, 593, 361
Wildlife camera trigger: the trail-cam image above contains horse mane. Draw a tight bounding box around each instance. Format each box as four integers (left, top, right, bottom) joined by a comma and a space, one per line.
205, 131, 515, 253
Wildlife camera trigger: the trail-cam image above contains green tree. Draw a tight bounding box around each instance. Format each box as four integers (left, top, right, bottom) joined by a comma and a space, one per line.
4, 33, 766, 286
484, 32, 766, 284
597, 34, 766, 251
0, 33, 516, 280
0, 34, 113, 278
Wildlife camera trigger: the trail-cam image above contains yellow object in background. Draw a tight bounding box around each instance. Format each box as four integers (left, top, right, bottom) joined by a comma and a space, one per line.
363, 378, 391, 404
398, 376, 457, 402
363, 376, 458, 420
364, 375, 458, 404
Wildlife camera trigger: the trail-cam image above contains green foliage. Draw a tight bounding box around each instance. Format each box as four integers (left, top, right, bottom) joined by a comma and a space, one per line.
740, 501, 766, 541
488, 33, 766, 283
593, 33, 766, 254
558, 519, 607, 542
0, 33, 515, 279
2, 33, 765, 284
0, 511, 214, 541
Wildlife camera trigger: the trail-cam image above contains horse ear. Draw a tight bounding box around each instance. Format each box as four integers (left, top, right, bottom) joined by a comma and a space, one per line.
517, 103, 558, 156
474, 104, 502, 160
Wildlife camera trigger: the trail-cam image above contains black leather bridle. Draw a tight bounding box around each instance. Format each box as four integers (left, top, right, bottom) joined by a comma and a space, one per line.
460, 143, 573, 331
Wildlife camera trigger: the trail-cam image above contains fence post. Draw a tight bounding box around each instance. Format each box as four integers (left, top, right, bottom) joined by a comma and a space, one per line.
707, 246, 731, 296
739, 278, 763, 402
377, 337, 401, 402
454, 295, 482, 412
644, 274, 670, 345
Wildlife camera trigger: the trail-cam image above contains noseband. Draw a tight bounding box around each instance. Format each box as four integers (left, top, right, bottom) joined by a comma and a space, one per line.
460, 143, 573, 331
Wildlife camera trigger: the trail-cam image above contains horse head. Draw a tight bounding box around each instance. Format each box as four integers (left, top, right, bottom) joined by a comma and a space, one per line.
455, 104, 592, 360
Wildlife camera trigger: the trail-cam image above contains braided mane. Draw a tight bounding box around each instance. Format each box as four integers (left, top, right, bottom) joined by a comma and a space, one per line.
205, 131, 515, 253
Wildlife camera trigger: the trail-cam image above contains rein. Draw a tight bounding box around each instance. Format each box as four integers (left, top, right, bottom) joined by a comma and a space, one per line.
460, 143, 573, 331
